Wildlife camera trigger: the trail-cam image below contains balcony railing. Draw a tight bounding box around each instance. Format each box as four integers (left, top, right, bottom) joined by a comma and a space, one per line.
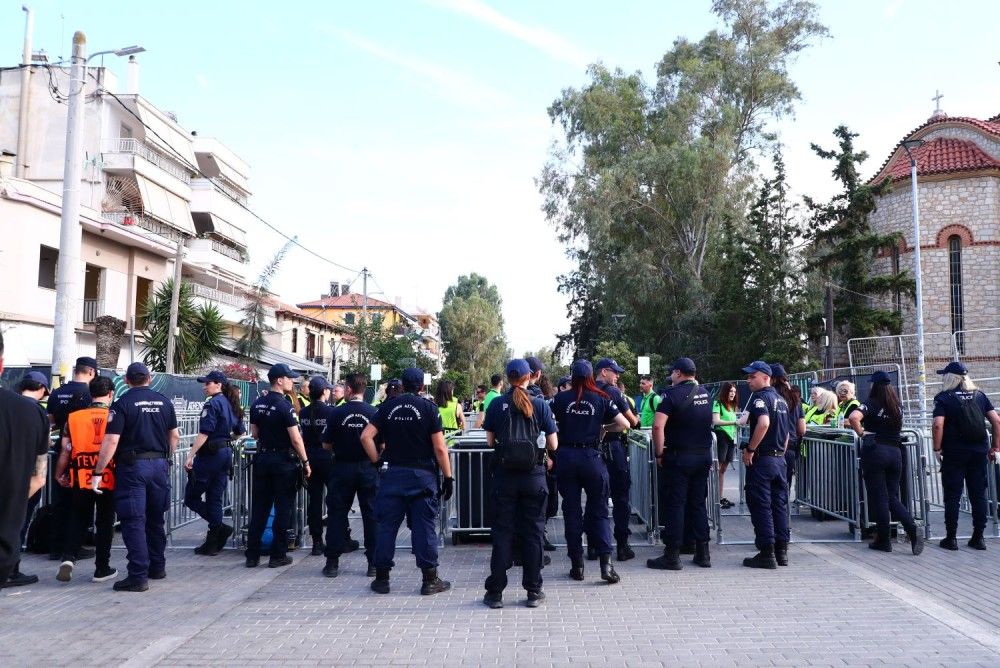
189, 282, 275, 317
102, 211, 178, 242
102, 138, 192, 184
83, 299, 101, 324
210, 239, 246, 262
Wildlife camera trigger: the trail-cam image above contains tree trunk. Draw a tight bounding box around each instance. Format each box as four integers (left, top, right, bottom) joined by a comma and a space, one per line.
95, 315, 126, 369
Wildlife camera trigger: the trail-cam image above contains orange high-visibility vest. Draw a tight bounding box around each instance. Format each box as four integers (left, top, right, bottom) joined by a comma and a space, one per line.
66, 406, 115, 491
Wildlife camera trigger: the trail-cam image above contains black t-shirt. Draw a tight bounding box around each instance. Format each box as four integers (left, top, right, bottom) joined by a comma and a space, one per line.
0, 389, 50, 567
933, 389, 996, 452
849, 397, 901, 438
299, 401, 335, 450
657, 381, 713, 452
105, 386, 178, 455
597, 381, 632, 443
551, 388, 619, 445
482, 391, 558, 442
323, 400, 378, 462
371, 393, 442, 466
747, 386, 791, 452
250, 391, 299, 451
48, 380, 91, 430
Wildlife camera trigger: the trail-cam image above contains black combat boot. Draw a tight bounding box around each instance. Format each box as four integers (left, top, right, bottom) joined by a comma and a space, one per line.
310, 536, 325, 556
905, 526, 925, 555
482, 591, 503, 609
586, 545, 598, 561
742, 545, 778, 569
646, 546, 682, 570
420, 568, 451, 595
774, 540, 789, 566
569, 558, 585, 581
194, 529, 213, 555
616, 540, 635, 561
322, 557, 339, 578
599, 555, 620, 584
679, 541, 696, 555
868, 536, 892, 552
939, 533, 959, 551
968, 529, 987, 551
371, 568, 390, 594
693, 541, 712, 568
209, 524, 233, 555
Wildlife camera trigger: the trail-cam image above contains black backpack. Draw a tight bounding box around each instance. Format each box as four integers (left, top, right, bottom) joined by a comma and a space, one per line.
26, 504, 55, 554
497, 404, 540, 473
953, 391, 988, 443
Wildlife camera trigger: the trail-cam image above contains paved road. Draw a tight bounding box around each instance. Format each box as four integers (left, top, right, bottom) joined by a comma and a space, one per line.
3, 536, 1000, 667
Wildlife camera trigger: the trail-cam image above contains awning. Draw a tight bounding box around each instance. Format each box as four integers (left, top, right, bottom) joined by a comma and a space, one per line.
208, 215, 248, 248
135, 174, 195, 235
135, 99, 198, 166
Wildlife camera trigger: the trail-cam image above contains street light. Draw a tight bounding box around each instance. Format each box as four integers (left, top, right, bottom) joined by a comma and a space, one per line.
901, 138, 926, 419
51, 32, 145, 383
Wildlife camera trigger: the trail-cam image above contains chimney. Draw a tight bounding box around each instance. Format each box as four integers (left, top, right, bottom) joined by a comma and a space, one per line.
127, 55, 139, 94
329, 282, 339, 297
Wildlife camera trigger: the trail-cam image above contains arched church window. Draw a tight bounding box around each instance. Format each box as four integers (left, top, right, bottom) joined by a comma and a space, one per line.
948, 235, 964, 353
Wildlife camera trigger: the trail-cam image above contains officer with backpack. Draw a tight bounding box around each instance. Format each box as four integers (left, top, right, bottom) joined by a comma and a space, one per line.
932, 362, 1000, 551
740, 360, 792, 569
481, 359, 558, 609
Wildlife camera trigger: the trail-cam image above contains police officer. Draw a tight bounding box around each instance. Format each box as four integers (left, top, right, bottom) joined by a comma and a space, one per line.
246, 364, 311, 568
93, 362, 179, 592
847, 371, 924, 555
321, 373, 379, 578
184, 370, 243, 556
361, 368, 453, 595
770, 364, 806, 487
647, 358, 713, 570
551, 360, 629, 584
932, 361, 1000, 551
593, 358, 639, 561
298, 375, 335, 556
481, 359, 558, 609
739, 360, 791, 569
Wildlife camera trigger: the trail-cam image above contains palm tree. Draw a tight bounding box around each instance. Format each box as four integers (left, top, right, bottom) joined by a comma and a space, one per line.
235, 240, 292, 361
142, 279, 226, 374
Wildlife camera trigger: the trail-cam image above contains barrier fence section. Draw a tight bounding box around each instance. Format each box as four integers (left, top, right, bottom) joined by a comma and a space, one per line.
627, 430, 656, 542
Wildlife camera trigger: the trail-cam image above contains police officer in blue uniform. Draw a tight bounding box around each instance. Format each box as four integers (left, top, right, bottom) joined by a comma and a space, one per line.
184, 370, 244, 556
740, 360, 791, 569
847, 370, 924, 555
482, 359, 558, 609
593, 358, 639, 561
932, 361, 1000, 551
321, 373, 379, 578
551, 360, 629, 584
92, 362, 179, 592
246, 364, 311, 568
520, 356, 558, 558
361, 368, 453, 595
647, 357, 713, 571
298, 375, 335, 556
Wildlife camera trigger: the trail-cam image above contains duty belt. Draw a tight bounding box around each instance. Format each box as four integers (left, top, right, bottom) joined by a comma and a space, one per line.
118, 450, 167, 465
200, 439, 231, 455
383, 458, 437, 472
562, 442, 599, 449
757, 450, 786, 457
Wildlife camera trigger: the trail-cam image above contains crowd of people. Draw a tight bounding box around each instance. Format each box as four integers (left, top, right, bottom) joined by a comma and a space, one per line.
2, 326, 1000, 608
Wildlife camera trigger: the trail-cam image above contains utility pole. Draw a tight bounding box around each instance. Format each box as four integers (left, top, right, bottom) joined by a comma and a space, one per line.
15, 6, 33, 178
903, 140, 928, 417
164, 236, 184, 373
824, 283, 834, 369
50, 31, 87, 385
359, 267, 369, 367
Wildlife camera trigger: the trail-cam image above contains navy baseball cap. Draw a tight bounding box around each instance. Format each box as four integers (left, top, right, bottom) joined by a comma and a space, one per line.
386, 378, 402, 390
871, 370, 892, 385
672, 357, 696, 375
571, 359, 593, 378
126, 362, 150, 378
24, 371, 49, 388
267, 363, 300, 381
401, 367, 425, 387
557, 375, 571, 387
936, 361, 968, 376
525, 356, 545, 373
506, 359, 531, 377
742, 360, 772, 376
594, 358, 625, 374
76, 356, 98, 370
769, 363, 788, 379
197, 370, 227, 384
309, 375, 333, 392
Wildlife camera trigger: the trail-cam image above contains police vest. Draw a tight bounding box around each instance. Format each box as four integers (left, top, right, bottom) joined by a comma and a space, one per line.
66, 406, 115, 491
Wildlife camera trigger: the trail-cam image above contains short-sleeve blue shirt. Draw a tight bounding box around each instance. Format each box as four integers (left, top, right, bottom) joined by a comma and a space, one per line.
105, 386, 178, 455
250, 391, 299, 451
933, 389, 995, 452
371, 393, 443, 466
482, 391, 557, 443
551, 388, 619, 445
323, 400, 378, 462
199, 393, 242, 441
747, 386, 790, 452
656, 381, 713, 452
299, 401, 335, 450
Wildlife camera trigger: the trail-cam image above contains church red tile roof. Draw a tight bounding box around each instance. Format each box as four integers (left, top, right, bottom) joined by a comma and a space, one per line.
882, 137, 1000, 181
297, 293, 396, 310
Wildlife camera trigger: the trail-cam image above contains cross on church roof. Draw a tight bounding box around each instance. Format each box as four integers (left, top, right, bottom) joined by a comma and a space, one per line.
932, 90, 944, 113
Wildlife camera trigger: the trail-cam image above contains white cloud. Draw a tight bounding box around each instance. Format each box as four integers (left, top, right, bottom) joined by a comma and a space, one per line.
427, 0, 590, 70
320, 25, 516, 111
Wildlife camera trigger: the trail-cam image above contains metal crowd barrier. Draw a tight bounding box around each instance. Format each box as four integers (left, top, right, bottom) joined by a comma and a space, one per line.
446, 433, 493, 544
627, 429, 656, 540
230, 437, 308, 550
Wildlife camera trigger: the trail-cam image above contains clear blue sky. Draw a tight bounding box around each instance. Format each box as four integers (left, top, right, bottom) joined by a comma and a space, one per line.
4, 0, 998, 355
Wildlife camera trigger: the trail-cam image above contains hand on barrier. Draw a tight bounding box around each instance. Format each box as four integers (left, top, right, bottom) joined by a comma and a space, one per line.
184, 454, 195, 471
90, 472, 103, 495
438, 476, 454, 501
934, 449, 943, 464
736, 411, 750, 427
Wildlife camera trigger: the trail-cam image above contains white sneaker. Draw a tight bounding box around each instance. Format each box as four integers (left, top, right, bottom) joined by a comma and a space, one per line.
57, 560, 74, 582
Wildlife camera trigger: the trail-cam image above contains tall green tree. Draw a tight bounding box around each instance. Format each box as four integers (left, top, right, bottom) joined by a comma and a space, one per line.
439, 275, 507, 390
142, 279, 226, 374
236, 240, 293, 361
805, 126, 913, 340
342, 315, 435, 380
539, 0, 828, 377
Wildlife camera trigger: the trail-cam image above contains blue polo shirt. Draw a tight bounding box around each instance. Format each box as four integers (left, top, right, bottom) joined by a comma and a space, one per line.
747, 386, 791, 453
106, 386, 178, 455
48, 380, 91, 430
933, 389, 995, 452
250, 391, 299, 452
199, 393, 243, 441
551, 388, 619, 445
482, 391, 558, 442
371, 393, 443, 467
299, 401, 335, 450
656, 381, 713, 452
323, 399, 379, 462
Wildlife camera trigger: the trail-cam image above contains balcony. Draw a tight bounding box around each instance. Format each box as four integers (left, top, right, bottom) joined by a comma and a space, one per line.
102, 138, 192, 184
102, 211, 178, 243
189, 282, 275, 317
83, 299, 102, 324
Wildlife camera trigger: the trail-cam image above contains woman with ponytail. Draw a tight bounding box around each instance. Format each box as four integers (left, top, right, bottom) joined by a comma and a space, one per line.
481, 359, 558, 609
550, 360, 630, 586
